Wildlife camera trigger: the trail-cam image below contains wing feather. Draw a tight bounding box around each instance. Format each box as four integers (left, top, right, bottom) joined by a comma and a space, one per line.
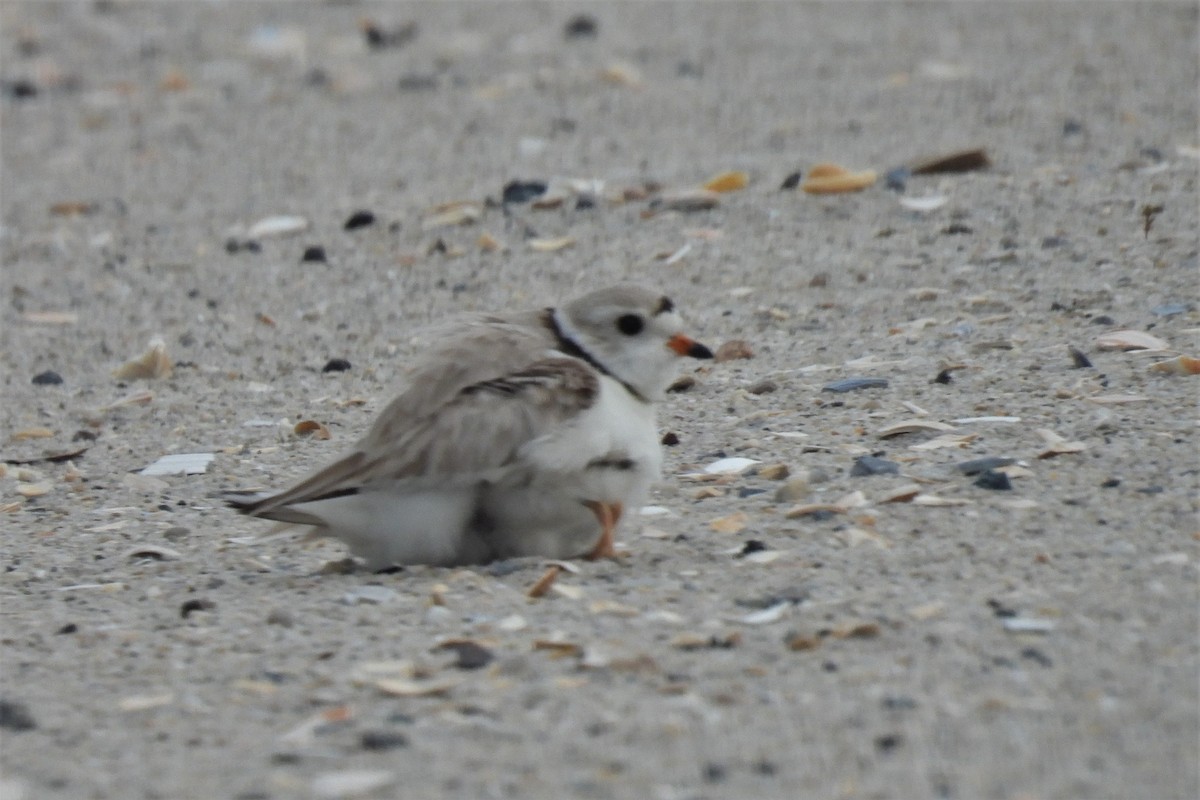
233, 356, 598, 518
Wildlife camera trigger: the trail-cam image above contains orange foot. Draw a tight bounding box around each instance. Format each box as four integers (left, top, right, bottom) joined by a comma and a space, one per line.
582, 500, 624, 560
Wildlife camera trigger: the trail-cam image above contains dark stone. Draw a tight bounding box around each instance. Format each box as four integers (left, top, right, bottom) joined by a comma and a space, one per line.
1069, 346, 1093, 369
0, 700, 36, 731
875, 733, 903, 753
5, 79, 37, 99
973, 470, 1012, 491
660, 432, 680, 446
32, 370, 63, 386
934, 369, 954, 384
180, 599, 215, 619
779, 171, 802, 190
564, 15, 598, 38
942, 223, 973, 235
884, 166, 910, 192
738, 540, 768, 556
322, 358, 352, 373
502, 180, 548, 204
56, 623, 78, 635
702, 762, 726, 783
1041, 235, 1068, 249
436, 641, 494, 670
1100, 478, 1121, 489
360, 730, 409, 751
1020, 647, 1053, 668
850, 455, 899, 477
343, 210, 375, 230
301, 245, 327, 263
1062, 119, 1084, 136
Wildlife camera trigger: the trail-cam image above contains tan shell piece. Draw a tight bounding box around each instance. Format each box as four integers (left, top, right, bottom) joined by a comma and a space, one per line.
702, 171, 749, 193
801, 163, 877, 194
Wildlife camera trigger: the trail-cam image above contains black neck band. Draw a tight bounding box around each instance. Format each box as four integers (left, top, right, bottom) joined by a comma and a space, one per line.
543, 308, 648, 403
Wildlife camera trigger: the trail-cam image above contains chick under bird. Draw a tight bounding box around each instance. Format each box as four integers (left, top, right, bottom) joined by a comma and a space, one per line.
225, 285, 712, 570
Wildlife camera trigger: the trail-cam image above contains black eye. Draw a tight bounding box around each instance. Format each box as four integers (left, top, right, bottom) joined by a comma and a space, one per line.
616, 314, 644, 336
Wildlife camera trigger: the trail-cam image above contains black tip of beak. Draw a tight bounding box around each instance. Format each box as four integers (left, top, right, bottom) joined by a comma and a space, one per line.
689, 342, 714, 359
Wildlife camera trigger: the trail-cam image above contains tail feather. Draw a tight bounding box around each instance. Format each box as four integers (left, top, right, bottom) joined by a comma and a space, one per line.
224, 491, 328, 529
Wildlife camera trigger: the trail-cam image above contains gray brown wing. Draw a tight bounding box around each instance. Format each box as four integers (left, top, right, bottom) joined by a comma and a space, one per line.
234, 357, 598, 517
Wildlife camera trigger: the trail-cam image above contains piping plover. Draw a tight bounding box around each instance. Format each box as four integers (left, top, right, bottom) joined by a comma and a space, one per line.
226, 285, 712, 569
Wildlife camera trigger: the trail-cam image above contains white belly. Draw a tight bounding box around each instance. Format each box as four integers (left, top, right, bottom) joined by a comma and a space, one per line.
480, 375, 662, 559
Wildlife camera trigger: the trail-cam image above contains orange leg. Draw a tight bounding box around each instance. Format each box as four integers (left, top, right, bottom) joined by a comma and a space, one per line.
583, 501, 624, 559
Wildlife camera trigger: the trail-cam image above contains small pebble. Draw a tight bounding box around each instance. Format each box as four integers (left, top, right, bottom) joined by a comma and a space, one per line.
343, 210, 376, 230
435, 640, 494, 670
738, 540, 768, 556
31, 370, 63, 386
956, 457, 1016, 475
850, 455, 900, 477
322, 358, 352, 373
875, 733, 903, 753
973, 470, 1013, 491
360, 731, 409, 751
934, 369, 954, 384
266, 609, 295, 627
884, 166, 910, 192
564, 14, 598, 38
747, 379, 778, 395
502, 180, 548, 204
0, 699, 36, 731
4, 79, 37, 99
301, 245, 328, 263
1069, 346, 1093, 369
779, 171, 802, 190
713, 340, 754, 362
773, 478, 810, 503
180, 599, 215, 619
660, 432, 680, 446
1150, 303, 1189, 317
397, 74, 438, 91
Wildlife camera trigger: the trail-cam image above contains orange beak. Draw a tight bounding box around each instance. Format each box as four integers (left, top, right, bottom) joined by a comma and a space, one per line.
667, 334, 714, 359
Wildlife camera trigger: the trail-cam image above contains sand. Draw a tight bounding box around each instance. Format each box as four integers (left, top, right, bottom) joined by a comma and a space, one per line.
1, 2, 1197, 799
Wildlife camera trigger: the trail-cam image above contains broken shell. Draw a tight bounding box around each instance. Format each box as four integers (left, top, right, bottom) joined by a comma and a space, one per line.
714, 340, 754, 362
911, 494, 973, 507
1036, 428, 1087, 458
1094, 329, 1170, 352
294, 420, 332, 440
784, 503, 847, 518
421, 201, 480, 230
11, 427, 54, 441
702, 171, 749, 193
877, 420, 956, 438
878, 484, 922, 503
16, 482, 52, 498
247, 215, 309, 239
756, 463, 790, 480
650, 189, 721, 213
374, 676, 459, 697
703, 457, 760, 475
600, 62, 643, 88
526, 565, 562, 598
139, 452, 215, 476
477, 231, 504, 252
113, 338, 172, 380
899, 194, 949, 212
122, 544, 182, 561
527, 236, 576, 252
801, 163, 877, 194
709, 512, 749, 534
1150, 355, 1200, 375
910, 148, 990, 174
533, 640, 583, 658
